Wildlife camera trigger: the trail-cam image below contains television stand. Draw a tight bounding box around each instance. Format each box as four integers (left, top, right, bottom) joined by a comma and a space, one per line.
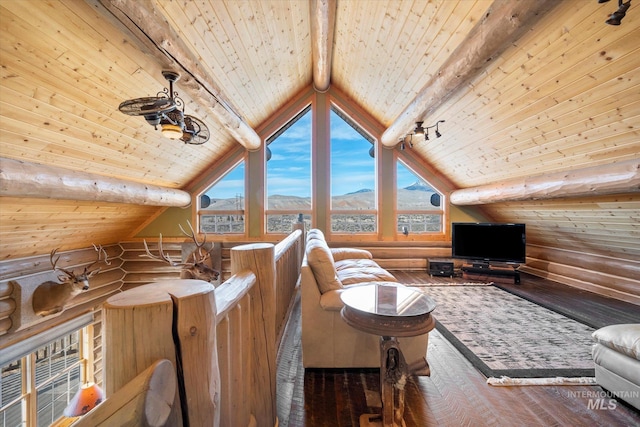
461, 264, 520, 284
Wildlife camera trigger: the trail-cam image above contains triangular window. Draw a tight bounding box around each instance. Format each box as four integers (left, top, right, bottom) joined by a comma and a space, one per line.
396, 160, 444, 234
200, 161, 245, 233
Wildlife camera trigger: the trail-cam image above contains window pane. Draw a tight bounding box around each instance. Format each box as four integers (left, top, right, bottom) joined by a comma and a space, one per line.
330, 110, 375, 211
397, 214, 442, 233
266, 107, 312, 212
330, 108, 376, 233
266, 214, 311, 234
396, 161, 443, 234
200, 162, 245, 233
36, 368, 80, 427
396, 162, 441, 210
35, 334, 80, 387
1, 360, 22, 427
331, 213, 376, 233
200, 214, 245, 233
201, 162, 245, 211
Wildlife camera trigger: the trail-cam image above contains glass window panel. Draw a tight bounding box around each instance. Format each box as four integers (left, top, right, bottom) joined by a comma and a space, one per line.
396, 162, 441, 210
330, 109, 376, 212
266, 214, 311, 234
200, 162, 245, 234
397, 214, 442, 233
200, 214, 245, 234
265, 108, 312, 214
1, 360, 23, 427
201, 162, 245, 211
396, 160, 444, 234
330, 214, 377, 233
330, 108, 377, 234
0, 399, 22, 427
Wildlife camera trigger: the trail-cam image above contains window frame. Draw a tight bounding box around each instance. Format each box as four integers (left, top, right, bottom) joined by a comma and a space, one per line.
0, 323, 94, 427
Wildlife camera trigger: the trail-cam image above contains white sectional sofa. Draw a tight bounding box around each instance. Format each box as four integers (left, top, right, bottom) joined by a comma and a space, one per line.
592, 324, 640, 410
300, 229, 430, 369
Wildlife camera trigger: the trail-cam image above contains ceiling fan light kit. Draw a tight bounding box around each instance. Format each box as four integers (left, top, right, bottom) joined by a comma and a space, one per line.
119, 71, 210, 145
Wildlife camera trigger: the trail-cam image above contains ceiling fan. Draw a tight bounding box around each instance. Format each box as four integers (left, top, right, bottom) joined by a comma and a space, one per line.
118, 71, 210, 145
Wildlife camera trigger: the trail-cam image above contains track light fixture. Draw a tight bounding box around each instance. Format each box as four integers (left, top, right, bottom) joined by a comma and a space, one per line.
119, 71, 210, 145
599, 0, 632, 25
400, 120, 445, 149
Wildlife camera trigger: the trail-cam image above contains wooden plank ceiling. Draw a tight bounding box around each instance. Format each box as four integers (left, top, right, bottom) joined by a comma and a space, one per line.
0, 0, 638, 261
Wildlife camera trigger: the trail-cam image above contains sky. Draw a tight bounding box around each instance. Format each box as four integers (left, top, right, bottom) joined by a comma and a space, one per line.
207, 109, 425, 200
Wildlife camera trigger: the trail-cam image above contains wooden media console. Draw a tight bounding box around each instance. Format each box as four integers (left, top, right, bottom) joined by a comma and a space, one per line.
461, 264, 520, 284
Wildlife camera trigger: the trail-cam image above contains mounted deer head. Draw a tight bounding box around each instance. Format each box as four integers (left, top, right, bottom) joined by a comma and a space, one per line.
143, 221, 220, 283
32, 245, 110, 316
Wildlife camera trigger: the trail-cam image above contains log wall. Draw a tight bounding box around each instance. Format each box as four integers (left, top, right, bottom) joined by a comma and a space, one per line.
0, 245, 124, 344
522, 244, 640, 305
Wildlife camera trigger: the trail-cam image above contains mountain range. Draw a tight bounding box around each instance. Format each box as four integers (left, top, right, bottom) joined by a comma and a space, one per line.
207, 182, 437, 210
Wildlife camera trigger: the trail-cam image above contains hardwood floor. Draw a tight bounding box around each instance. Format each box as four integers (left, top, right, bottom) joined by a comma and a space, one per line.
276, 271, 640, 426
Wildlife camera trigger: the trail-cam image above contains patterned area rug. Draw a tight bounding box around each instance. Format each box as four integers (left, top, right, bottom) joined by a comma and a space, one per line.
412, 285, 596, 380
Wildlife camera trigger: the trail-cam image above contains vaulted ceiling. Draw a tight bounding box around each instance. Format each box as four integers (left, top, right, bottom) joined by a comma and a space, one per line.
0, 0, 638, 261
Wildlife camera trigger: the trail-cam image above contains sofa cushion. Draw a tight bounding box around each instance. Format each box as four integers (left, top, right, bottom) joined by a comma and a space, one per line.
306, 238, 342, 293
592, 324, 640, 360
331, 248, 372, 261
338, 267, 397, 285
335, 258, 380, 271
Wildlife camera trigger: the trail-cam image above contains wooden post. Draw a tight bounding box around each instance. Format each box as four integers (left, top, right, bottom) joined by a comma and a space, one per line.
231, 243, 276, 426
103, 279, 219, 426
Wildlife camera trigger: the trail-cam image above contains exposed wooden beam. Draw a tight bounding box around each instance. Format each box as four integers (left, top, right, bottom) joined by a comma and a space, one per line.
450, 160, 640, 205
381, 0, 558, 147
94, 0, 262, 151
0, 158, 191, 207
310, 0, 337, 92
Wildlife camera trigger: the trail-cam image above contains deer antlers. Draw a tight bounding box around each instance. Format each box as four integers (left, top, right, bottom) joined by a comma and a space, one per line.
144, 221, 208, 267
50, 244, 110, 280
143, 221, 219, 282
178, 221, 210, 266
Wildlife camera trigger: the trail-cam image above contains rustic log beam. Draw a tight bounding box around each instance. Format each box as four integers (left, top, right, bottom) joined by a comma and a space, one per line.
450, 159, 640, 205
0, 157, 191, 207
381, 0, 558, 147
310, 0, 337, 92
95, 0, 261, 151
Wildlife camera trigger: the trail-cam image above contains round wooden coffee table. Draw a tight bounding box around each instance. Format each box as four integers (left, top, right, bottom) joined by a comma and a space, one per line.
340, 282, 436, 427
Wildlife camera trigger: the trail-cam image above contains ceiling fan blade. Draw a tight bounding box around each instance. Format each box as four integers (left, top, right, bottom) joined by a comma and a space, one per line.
181, 115, 210, 145
118, 97, 176, 116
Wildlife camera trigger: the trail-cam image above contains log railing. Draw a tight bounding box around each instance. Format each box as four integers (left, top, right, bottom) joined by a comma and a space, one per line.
100, 229, 305, 426
273, 226, 305, 343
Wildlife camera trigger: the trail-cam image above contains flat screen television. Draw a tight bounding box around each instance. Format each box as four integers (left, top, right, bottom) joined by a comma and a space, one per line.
451, 222, 526, 265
